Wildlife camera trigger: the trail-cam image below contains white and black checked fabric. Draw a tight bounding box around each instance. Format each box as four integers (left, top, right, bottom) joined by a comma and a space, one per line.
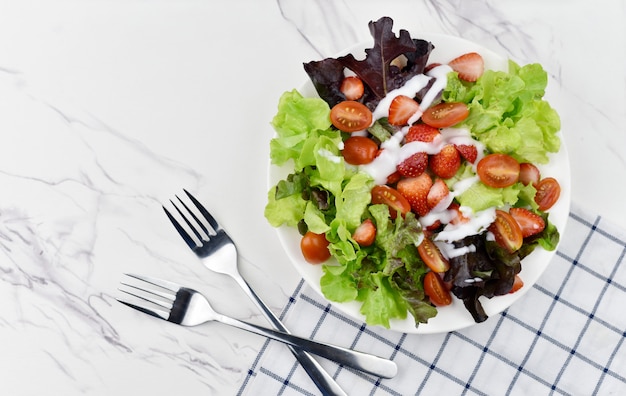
238, 203, 626, 395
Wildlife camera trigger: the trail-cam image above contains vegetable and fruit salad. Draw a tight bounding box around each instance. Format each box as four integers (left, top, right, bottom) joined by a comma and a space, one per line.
265, 16, 562, 329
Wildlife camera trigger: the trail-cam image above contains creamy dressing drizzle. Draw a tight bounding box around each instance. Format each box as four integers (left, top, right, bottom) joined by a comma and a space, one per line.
317, 148, 342, 163
354, 63, 496, 257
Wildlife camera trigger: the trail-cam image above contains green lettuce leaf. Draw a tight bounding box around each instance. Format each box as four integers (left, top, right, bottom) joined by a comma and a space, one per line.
334, 172, 374, 231
269, 90, 333, 166
358, 272, 408, 328
320, 261, 359, 302
264, 187, 307, 227
444, 61, 561, 164
456, 181, 524, 213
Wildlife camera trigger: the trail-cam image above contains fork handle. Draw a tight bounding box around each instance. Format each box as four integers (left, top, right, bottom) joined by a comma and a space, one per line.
217, 313, 397, 379
234, 277, 348, 395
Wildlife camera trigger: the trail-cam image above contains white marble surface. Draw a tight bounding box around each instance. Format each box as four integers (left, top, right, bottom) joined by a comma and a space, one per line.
0, 0, 624, 395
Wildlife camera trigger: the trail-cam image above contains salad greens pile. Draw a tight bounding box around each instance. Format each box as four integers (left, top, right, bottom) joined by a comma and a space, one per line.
265, 17, 561, 328
444, 61, 561, 165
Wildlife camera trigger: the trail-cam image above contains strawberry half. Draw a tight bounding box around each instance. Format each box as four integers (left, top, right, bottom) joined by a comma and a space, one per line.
430, 144, 461, 179
397, 173, 432, 216
455, 144, 478, 164
388, 95, 421, 125
509, 207, 546, 238
448, 52, 484, 82
405, 124, 440, 143
427, 178, 450, 209
397, 152, 428, 177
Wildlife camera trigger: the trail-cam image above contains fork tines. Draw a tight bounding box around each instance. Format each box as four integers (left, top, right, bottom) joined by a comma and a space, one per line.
163, 189, 219, 250
118, 274, 178, 321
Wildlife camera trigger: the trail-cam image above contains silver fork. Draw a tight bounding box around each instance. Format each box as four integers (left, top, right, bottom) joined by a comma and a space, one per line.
162, 190, 363, 395
118, 273, 397, 379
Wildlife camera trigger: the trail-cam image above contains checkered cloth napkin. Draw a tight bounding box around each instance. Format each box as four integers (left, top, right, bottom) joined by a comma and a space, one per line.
238, 203, 626, 395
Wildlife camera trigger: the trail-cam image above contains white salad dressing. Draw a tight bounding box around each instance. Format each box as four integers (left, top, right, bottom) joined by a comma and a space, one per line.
317, 148, 342, 163
360, 126, 481, 185
407, 65, 453, 125
371, 74, 432, 121
437, 242, 476, 259
432, 207, 497, 260
434, 207, 497, 243
354, 63, 496, 258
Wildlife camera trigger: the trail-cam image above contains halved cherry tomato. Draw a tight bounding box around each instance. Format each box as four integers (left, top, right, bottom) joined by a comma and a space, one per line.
371, 185, 411, 219
519, 163, 541, 186
300, 231, 331, 264
417, 238, 450, 273
330, 101, 372, 132
424, 271, 452, 306
509, 207, 546, 238
535, 177, 561, 211
341, 136, 378, 165
489, 210, 523, 253
509, 275, 524, 294
340, 76, 364, 101
422, 102, 469, 128
352, 219, 376, 247
477, 153, 520, 188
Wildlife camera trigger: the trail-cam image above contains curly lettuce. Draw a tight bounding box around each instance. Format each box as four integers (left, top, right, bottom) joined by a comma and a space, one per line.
443, 60, 561, 164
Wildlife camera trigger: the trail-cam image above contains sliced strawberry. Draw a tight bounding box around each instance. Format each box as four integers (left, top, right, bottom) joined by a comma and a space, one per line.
396, 173, 432, 216
430, 144, 461, 179
448, 52, 484, 82
352, 218, 376, 247
455, 144, 478, 164
340, 76, 365, 101
509, 207, 546, 238
397, 152, 428, 177
519, 162, 541, 186
427, 178, 450, 209
388, 95, 421, 126
405, 124, 440, 143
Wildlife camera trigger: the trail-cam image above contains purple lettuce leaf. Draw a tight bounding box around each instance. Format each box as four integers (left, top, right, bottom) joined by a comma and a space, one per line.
303, 16, 435, 109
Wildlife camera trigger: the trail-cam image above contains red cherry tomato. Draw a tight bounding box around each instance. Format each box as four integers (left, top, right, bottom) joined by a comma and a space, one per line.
477, 153, 520, 188
421, 102, 469, 128
418, 238, 450, 273
371, 185, 411, 219
509, 275, 524, 294
341, 136, 378, 165
489, 210, 523, 253
330, 101, 373, 132
300, 231, 331, 264
535, 177, 561, 211
424, 272, 452, 306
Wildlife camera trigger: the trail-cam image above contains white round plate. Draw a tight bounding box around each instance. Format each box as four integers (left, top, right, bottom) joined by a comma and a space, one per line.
268, 33, 571, 334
